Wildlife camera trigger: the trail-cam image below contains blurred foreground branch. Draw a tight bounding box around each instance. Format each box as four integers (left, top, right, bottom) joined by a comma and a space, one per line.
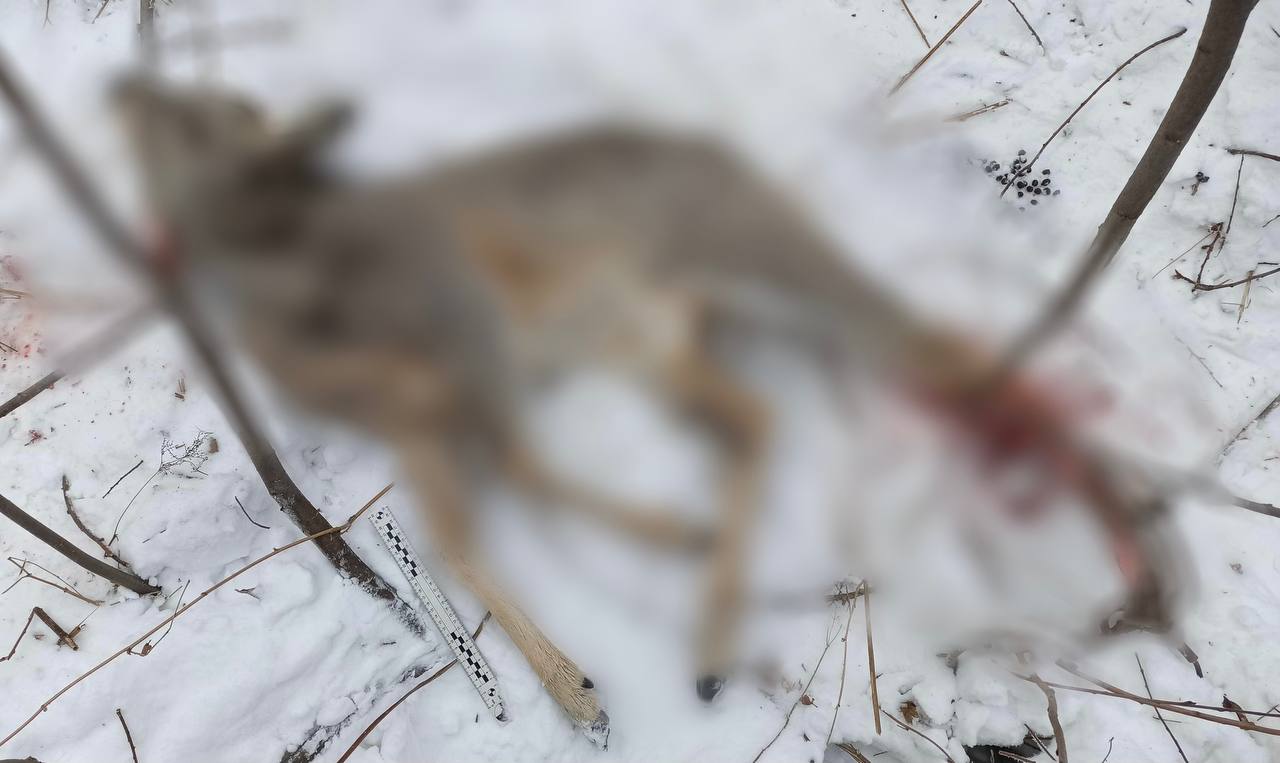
0, 56, 422, 634
0, 491, 158, 595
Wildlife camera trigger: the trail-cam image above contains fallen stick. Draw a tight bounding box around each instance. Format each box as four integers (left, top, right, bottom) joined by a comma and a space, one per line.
116, 708, 139, 763
1226, 147, 1280, 163
899, 0, 930, 47
889, 1, 983, 96
0, 483, 392, 751
62, 475, 134, 571
0, 491, 158, 595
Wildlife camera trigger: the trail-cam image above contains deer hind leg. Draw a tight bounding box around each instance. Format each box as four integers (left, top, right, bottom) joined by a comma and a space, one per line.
400, 437, 610, 746
667, 350, 770, 702
502, 441, 713, 552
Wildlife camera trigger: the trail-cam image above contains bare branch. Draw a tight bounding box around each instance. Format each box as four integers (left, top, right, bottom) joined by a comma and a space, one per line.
899, 0, 930, 47
889, 1, 983, 96
116, 709, 139, 763
62, 475, 134, 571
0, 491, 158, 595
1000, 0, 1260, 372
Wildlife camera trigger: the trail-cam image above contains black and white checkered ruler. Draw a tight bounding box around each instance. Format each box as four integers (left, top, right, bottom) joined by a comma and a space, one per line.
371, 507, 507, 721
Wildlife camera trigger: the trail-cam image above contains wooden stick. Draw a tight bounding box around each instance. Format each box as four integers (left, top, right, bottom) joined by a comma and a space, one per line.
999, 27, 1187, 198
0, 491, 158, 595
1043, 662, 1280, 737
881, 709, 956, 762
333, 613, 490, 763
1227, 147, 1280, 163
1001, 0, 1261, 372
1003, 0, 1045, 51
1028, 673, 1068, 763
116, 708, 139, 763
947, 99, 1010, 123
889, 1, 983, 96
0, 484, 392, 751
864, 582, 882, 735
899, 0, 931, 47
825, 594, 857, 746
1136, 655, 1188, 763
0, 610, 39, 663
62, 475, 134, 571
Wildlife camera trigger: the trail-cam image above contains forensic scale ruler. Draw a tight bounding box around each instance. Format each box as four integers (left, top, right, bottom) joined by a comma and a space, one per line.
371, 507, 507, 721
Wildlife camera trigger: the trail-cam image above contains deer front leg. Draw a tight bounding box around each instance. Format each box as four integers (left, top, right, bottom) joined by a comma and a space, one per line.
400, 437, 610, 746
502, 441, 713, 552
667, 351, 770, 702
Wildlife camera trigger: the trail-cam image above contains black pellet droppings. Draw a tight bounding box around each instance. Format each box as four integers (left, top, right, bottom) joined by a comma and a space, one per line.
1030, 199, 1038, 205
1017, 181, 1026, 188
1017, 191, 1024, 197
1052, 189, 1060, 195
1031, 180, 1039, 187
1042, 178, 1050, 185
1018, 149, 1027, 156
1042, 169, 1050, 175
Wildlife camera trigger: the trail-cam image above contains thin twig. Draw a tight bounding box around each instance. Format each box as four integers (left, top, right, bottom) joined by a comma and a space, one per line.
1099, 737, 1115, 763
1029, 673, 1069, 763
3, 557, 103, 605
0, 610, 38, 662
1135, 655, 1190, 763
102, 459, 144, 499
864, 582, 882, 735
333, 612, 490, 763
825, 593, 858, 746
0, 371, 63, 420
1226, 147, 1280, 163
1038, 663, 1280, 738
1003, 0, 1044, 51
32, 607, 78, 650
1175, 264, 1280, 292
1220, 390, 1280, 461
889, 1, 983, 96
234, 496, 271, 530
947, 99, 1011, 123
1000, 27, 1188, 197
0, 491, 158, 595
0, 483, 392, 750
116, 708, 139, 763
835, 741, 873, 763
881, 709, 956, 762
899, 0, 931, 47
63, 475, 134, 571
751, 617, 842, 763
1151, 229, 1214, 278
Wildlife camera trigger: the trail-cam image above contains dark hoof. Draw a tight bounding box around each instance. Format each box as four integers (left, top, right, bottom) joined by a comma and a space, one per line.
696, 674, 724, 702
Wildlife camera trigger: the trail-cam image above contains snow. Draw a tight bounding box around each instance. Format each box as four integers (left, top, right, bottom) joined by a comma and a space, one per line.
2, 0, 1280, 761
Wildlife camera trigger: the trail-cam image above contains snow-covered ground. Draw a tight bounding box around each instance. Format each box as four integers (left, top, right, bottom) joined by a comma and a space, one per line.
2, 1, 1279, 761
